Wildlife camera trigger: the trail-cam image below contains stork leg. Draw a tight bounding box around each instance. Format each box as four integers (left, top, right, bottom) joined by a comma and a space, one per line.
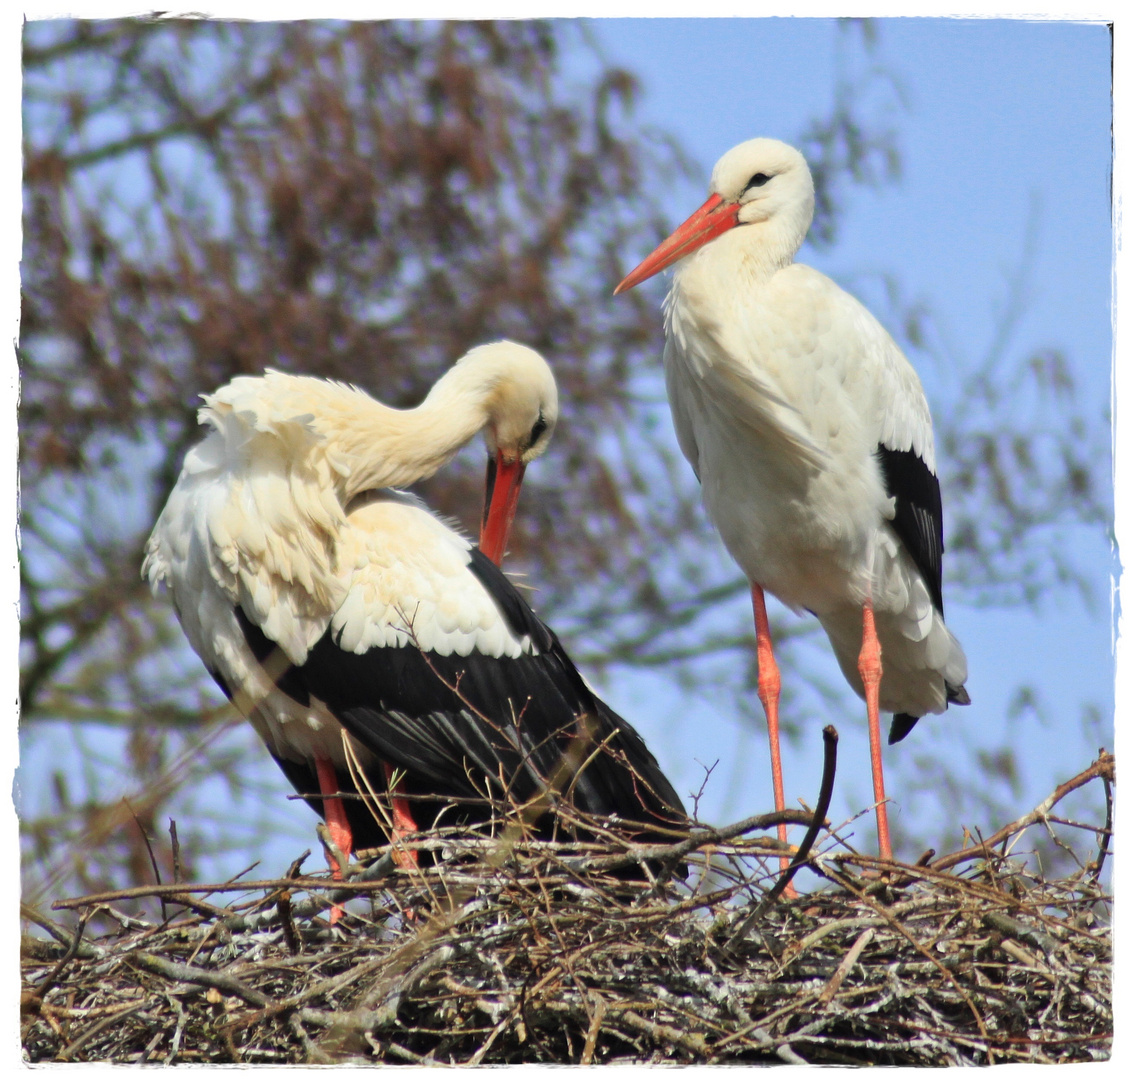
752, 585, 792, 881
858, 601, 893, 862
314, 755, 352, 923
382, 762, 420, 871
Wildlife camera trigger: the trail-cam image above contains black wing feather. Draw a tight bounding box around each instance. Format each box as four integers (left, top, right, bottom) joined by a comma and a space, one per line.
300, 627, 685, 834
876, 445, 945, 614
234, 552, 686, 842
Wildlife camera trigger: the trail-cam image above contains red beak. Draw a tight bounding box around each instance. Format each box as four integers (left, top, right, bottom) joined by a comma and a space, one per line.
479, 452, 526, 565
613, 192, 740, 294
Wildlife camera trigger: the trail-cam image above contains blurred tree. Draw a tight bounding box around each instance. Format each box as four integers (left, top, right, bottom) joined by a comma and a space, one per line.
19, 19, 1109, 909
19, 17, 706, 906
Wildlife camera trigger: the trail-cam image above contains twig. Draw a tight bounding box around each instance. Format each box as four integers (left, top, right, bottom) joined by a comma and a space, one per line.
125, 951, 271, 1008
817, 926, 875, 1005
725, 725, 839, 950
930, 752, 1113, 874
123, 796, 166, 924
578, 808, 812, 875
56, 1003, 147, 1062
1090, 766, 1113, 883
169, 819, 182, 884
32, 908, 96, 996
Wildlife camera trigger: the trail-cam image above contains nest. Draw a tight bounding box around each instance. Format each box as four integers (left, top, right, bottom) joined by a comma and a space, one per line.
21, 751, 1112, 1065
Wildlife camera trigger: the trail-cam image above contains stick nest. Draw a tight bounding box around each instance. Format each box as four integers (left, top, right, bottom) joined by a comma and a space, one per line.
21, 752, 1112, 1065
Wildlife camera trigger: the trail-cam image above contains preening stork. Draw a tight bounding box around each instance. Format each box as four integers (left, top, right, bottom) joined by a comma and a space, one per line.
615, 138, 969, 861
144, 341, 685, 886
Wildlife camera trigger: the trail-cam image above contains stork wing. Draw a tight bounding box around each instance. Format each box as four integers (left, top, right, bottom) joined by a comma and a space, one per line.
232, 494, 685, 832
841, 289, 944, 614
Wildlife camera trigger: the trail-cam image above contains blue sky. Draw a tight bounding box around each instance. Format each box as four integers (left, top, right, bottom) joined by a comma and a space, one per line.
7, 8, 1123, 884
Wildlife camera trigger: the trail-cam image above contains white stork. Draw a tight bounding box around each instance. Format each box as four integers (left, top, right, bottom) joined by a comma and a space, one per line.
615, 138, 969, 861
144, 341, 685, 886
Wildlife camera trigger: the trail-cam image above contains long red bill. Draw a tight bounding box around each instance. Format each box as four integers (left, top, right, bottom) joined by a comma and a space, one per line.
613, 192, 739, 295
480, 453, 526, 565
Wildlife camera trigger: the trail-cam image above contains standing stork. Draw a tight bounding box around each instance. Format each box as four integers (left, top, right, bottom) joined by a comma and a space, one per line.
615, 138, 968, 861
144, 341, 684, 886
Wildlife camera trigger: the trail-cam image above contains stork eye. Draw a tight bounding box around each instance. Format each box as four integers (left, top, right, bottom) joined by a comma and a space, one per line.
743, 172, 771, 192
529, 412, 548, 446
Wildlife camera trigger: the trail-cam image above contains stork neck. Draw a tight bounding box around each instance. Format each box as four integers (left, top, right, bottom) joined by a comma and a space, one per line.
326, 363, 496, 501
676, 227, 793, 315
734, 214, 806, 278
327, 392, 484, 502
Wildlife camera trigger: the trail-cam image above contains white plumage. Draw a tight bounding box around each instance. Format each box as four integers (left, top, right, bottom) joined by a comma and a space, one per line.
144, 340, 557, 866
147, 342, 557, 667
325, 491, 531, 660
144, 340, 684, 881
616, 137, 969, 859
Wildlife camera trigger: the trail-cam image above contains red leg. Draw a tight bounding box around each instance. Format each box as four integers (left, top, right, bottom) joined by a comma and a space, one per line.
382, 762, 420, 870
314, 755, 353, 874
752, 585, 792, 882
314, 755, 352, 923
858, 601, 892, 861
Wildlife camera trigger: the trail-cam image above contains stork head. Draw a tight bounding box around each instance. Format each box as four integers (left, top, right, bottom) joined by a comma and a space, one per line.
614, 138, 815, 294
450, 340, 558, 564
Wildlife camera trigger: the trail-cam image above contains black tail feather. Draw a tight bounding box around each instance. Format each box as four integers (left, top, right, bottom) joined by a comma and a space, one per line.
889, 712, 919, 744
